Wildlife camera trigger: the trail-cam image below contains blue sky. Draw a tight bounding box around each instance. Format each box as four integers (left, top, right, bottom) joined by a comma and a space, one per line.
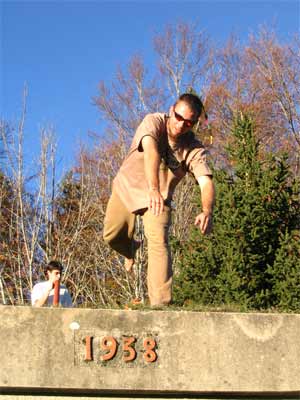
1, 0, 299, 178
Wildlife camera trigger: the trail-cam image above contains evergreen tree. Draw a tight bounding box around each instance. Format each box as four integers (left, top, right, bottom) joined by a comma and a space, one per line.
173, 113, 300, 310
267, 231, 300, 310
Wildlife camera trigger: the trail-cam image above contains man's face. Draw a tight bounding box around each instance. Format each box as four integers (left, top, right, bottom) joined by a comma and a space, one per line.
168, 101, 198, 140
47, 269, 61, 282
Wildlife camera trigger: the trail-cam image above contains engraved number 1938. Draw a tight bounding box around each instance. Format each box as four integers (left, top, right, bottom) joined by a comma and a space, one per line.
84, 335, 157, 363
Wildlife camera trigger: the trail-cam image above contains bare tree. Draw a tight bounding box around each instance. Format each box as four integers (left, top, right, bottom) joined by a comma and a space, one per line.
206, 27, 300, 169
0, 87, 58, 304
154, 22, 212, 98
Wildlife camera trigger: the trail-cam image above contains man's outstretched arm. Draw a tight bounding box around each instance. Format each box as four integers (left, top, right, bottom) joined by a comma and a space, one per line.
194, 175, 215, 234
141, 135, 164, 216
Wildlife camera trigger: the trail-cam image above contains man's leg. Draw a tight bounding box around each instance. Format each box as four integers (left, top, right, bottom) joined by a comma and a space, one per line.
143, 206, 172, 306
103, 191, 136, 268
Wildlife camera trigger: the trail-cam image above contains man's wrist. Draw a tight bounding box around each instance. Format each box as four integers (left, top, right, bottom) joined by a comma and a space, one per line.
202, 208, 213, 216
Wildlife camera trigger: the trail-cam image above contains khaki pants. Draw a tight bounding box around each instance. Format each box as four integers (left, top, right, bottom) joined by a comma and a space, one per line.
103, 190, 172, 306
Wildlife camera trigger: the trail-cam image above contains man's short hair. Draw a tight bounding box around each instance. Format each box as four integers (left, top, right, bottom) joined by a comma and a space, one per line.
45, 260, 64, 274
176, 93, 204, 118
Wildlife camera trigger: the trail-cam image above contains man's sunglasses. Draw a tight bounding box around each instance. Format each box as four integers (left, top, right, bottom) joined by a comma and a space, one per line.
173, 110, 198, 128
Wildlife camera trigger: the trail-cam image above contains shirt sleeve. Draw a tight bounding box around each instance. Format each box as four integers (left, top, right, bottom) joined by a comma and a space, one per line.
185, 144, 212, 178
133, 114, 164, 152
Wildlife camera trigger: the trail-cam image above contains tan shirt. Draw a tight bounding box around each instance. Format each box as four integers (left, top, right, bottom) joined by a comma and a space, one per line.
113, 113, 212, 213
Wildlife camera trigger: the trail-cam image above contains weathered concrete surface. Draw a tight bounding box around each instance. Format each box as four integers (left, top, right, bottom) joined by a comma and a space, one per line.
0, 394, 299, 400
0, 306, 299, 397
3, 396, 297, 400
4, 394, 299, 400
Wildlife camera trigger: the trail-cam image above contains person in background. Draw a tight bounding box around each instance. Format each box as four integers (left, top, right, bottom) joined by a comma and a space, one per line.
31, 260, 73, 307
103, 93, 215, 307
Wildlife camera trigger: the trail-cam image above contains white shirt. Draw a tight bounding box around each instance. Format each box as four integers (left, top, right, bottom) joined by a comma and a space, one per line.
31, 281, 73, 307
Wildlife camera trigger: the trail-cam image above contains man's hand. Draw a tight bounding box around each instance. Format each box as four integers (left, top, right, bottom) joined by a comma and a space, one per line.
47, 270, 61, 289
141, 135, 164, 216
48, 274, 59, 286
33, 280, 53, 307
194, 211, 213, 235
46, 280, 54, 291
196, 175, 215, 234
148, 188, 164, 216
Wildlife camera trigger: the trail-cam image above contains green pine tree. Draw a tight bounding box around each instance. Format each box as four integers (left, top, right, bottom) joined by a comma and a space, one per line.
173, 113, 300, 311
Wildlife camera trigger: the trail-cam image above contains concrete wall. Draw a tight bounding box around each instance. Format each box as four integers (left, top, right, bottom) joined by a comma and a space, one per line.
0, 306, 299, 398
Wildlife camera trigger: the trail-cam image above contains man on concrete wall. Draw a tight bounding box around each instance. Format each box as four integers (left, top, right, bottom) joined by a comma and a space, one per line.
103, 93, 215, 307
31, 260, 73, 307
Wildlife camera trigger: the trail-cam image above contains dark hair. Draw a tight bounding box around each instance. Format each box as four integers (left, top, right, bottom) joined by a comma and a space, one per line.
175, 93, 205, 119
45, 260, 63, 274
